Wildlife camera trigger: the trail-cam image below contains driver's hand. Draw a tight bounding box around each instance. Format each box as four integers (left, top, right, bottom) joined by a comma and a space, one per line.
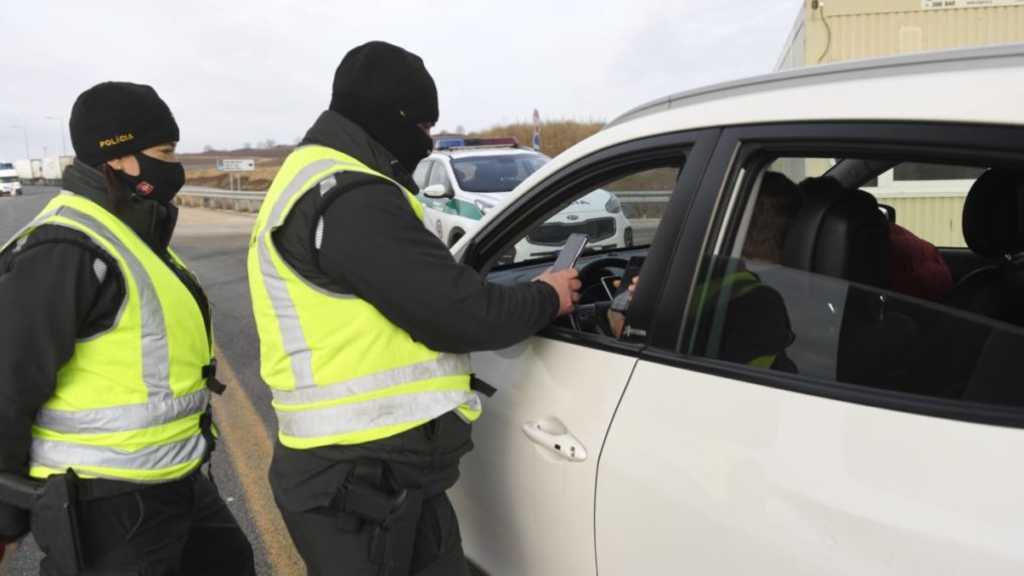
607, 275, 640, 338
534, 268, 582, 317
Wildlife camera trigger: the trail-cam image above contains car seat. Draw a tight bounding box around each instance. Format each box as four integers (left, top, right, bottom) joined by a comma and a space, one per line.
946, 169, 1024, 326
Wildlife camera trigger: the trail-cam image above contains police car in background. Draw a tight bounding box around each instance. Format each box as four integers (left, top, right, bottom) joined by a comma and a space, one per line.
413, 138, 632, 260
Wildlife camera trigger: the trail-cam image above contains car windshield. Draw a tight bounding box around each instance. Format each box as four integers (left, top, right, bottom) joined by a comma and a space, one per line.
451, 154, 547, 193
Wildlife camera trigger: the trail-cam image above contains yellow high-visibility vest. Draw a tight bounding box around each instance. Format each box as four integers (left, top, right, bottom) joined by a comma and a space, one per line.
0, 193, 213, 482
248, 145, 479, 450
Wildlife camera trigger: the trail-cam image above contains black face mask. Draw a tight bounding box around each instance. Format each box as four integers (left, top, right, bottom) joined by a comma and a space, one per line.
118, 153, 185, 204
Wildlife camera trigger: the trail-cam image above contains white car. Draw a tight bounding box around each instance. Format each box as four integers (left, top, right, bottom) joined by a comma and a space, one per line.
413, 140, 633, 260
0, 163, 22, 197
450, 44, 1024, 575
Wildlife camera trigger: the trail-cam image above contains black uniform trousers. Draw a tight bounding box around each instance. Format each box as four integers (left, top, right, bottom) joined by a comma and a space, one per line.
272, 412, 474, 576
38, 471, 255, 576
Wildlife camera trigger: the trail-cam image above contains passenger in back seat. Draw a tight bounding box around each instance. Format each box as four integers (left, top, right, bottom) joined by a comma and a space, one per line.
610, 171, 800, 372
888, 223, 953, 302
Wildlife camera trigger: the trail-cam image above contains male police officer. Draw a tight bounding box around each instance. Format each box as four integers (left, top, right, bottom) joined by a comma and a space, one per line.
248, 42, 580, 575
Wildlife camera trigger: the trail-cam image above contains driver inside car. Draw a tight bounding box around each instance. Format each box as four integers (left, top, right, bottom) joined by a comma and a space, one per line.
607, 172, 799, 372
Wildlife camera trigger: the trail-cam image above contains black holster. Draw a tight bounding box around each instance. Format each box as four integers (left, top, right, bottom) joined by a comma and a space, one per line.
333, 461, 420, 574
31, 470, 85, 576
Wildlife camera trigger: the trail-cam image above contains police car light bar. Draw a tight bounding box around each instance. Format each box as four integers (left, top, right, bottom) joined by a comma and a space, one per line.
435, 137, 519, 151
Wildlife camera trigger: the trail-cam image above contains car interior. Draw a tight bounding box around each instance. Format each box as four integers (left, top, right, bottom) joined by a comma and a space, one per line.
483, 149, 1024, 409
696, 154, 1024, 408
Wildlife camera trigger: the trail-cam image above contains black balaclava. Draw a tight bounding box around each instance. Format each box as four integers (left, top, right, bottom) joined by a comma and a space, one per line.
69, 81, 185, 203
329, 41, 439, 173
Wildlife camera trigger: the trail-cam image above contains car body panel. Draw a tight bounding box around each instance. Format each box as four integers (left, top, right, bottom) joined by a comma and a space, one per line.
597, 360, 1024, 574
450, 340, 637, 575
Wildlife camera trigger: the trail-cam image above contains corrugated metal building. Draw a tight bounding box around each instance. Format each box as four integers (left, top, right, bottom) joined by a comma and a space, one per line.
776, 0, 1024, 246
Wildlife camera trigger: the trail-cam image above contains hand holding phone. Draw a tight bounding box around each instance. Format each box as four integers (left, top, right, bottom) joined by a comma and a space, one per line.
552, 233, 589, 271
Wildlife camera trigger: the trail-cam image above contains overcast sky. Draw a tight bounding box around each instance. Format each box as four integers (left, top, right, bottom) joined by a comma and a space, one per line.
1, 0, 800, 159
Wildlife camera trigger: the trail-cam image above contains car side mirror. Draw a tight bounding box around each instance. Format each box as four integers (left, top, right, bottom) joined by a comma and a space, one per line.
423, 184, 453, 199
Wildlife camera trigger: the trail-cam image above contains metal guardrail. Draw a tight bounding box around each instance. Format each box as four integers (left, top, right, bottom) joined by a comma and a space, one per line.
176, 186, 266, 212
613, 190, 673, 205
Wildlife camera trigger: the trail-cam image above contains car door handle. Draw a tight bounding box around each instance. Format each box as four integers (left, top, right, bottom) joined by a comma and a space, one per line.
522, 418, 588, 462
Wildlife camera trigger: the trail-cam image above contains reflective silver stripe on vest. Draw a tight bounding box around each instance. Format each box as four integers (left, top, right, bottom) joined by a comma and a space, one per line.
271, 354, 471, 406
49, 206, 173, 402
31, 433, 207, 480
276, 390, 480, 439
35, 388, 209, 434
257, 158, 360, 390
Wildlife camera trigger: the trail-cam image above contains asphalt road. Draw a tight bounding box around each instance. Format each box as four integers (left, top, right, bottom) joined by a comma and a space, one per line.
0, 187, 295, 575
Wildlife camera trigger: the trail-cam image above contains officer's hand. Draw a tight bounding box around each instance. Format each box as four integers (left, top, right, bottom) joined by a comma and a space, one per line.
534, 268, 582, 317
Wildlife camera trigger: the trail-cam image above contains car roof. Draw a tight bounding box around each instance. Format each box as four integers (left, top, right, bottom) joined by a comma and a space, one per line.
453, 44, 1024, 255
509, 44, 1024, 194
433, 148, 544, 160
608, 43, 1024, 128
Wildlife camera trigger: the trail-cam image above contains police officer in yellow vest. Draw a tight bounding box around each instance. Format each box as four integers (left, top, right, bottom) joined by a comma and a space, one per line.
249, 42, 580, 575
0, 82, 254, 575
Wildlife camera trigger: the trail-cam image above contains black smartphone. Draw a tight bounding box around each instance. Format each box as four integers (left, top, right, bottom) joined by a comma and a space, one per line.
610, 256, 644, 312
551, 233, 589, 271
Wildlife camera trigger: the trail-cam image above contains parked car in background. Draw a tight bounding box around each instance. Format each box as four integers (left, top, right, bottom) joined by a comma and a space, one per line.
413, 138, 632, 261
0, 163, 22, 196
448, 44, 1024, 575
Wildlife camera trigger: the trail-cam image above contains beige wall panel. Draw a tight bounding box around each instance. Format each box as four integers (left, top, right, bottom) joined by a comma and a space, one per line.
884, 196, 967, 247
803, 0, 1024, 65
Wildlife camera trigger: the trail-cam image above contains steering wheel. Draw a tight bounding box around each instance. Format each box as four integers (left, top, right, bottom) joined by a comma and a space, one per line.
577, 256, 629, 289
564, 256, 630, 335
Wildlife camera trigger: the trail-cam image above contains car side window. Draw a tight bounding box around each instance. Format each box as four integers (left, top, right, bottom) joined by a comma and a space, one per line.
412, 160, 432, 189
681, 149, 1024, 409
428, 161, 450, 189
506, 165, 681, 266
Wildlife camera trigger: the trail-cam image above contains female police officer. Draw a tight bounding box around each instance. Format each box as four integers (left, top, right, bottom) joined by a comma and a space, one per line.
0, 82, 254, 575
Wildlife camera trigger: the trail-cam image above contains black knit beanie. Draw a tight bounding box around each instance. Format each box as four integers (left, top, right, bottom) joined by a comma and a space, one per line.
329, 41, 438, 173
70, 82, 180, 167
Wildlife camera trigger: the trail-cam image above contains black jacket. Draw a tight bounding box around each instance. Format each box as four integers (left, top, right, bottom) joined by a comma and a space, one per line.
0, 161, 211, 539
268, 112, 559, 513
273, 110, 559, 353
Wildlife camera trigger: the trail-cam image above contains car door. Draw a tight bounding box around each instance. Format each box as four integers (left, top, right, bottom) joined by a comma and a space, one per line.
596, 122, 1024, 574
450, 130, 718, 575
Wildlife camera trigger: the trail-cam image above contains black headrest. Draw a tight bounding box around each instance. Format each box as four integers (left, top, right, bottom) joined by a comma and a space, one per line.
962, 169, 1024, 258
783, 177, 890, 287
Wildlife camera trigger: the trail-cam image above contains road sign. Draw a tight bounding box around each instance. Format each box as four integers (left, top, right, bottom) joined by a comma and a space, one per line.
216, 158, 256, 172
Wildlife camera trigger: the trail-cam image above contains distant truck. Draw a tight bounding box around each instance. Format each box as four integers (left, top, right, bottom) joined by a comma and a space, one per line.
0, 162, 22, 197
14, 159, 40, 182
13, 156, 72, 185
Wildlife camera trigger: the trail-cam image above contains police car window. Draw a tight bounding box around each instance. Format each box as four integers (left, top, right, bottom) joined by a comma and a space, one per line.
412, 161, 432, 189
451, 154, 546, 193
428, 163, 449, 188
682, 150, 1024, 411
505, 165, 680, 266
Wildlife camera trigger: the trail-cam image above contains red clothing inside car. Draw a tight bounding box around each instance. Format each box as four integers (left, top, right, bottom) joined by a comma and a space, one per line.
889, 224, 953, 302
